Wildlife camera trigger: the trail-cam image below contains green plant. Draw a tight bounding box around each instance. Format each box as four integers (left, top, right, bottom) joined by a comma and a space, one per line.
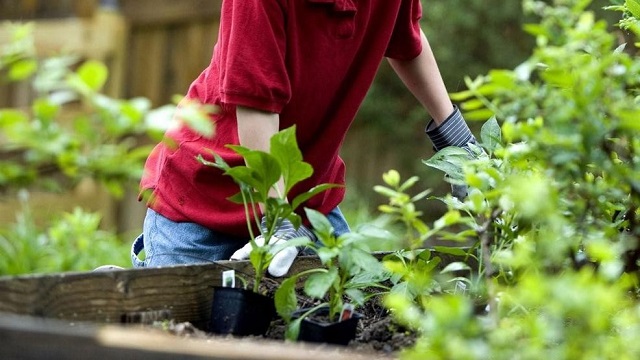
274, 207, 387, 340
0, 23, 215, 274
373, 170, 471, 303
0, 23, 215, 195
199, 126, 337, 293
0, 191, 130, 275
380, 0, 640, 358
607, 0, 640, 39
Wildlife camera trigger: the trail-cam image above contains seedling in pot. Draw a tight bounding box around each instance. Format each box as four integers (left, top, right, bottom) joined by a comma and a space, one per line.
198, 126, 338, 335
199, 125, 338, 294
275, 208, 387, 343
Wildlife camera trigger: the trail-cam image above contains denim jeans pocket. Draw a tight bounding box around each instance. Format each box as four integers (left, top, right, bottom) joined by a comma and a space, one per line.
130, 233, 146, 268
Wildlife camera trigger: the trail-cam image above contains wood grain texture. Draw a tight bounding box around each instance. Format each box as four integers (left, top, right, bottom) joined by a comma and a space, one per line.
119, 0, 221, 25
0, 251, 475, 328
0, 313, 392, 360
0, 256, 328, 328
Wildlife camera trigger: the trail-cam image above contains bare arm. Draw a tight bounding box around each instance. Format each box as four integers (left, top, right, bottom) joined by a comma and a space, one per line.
387, 29, 453, 125
236, 106, 284, 200
236, 105, 279, 153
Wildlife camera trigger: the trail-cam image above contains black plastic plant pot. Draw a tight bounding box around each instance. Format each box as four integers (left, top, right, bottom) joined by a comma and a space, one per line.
296, 307, 362, 346
208, 286, 275, 336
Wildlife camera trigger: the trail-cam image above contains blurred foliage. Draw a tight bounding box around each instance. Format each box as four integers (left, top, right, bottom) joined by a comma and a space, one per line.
379, 0, 640, 358
0, 191, 130, 274
0, 23, 213, 275
0, 23, 158, 196
347, 0, 535, 216
347, 0, 621, 219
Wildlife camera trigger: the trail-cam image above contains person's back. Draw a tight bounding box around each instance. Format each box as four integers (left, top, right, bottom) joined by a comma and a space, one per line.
141, 0, 425, 237
132, 0, 478, 275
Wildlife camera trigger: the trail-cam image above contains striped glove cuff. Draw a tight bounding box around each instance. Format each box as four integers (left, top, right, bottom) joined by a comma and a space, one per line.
260, 218, 316, 242
425, 105, 476, 151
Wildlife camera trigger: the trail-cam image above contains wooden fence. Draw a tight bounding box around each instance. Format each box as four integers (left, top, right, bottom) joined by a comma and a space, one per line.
0, 0, 222, 234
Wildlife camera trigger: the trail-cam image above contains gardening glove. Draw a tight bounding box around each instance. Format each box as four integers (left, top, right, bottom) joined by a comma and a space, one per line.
230, 218, 315, 277
425, 105, 478, 200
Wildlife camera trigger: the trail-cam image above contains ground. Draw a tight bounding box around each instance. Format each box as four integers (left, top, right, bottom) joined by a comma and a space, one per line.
153, 297, 417, 356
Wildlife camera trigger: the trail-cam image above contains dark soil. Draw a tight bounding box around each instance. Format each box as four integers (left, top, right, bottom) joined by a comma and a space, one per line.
151, 281, 417, 356
264, 297, 417, 354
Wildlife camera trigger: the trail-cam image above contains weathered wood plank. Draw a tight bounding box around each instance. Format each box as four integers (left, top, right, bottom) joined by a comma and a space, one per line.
0, 313, 392, 360
0, 0, 97, 20
0, 251, 474, 329
0, 256, 324, 328
119, 0, 221, 26
127, 27, 169, 105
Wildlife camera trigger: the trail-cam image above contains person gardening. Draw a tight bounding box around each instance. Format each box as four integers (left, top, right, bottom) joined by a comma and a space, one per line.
131, 0, 477, 276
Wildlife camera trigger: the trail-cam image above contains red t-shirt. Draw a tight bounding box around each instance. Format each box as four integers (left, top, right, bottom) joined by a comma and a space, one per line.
141, 0, 423, 237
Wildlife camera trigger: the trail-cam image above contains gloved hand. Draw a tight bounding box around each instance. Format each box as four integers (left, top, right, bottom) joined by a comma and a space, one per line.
425, 105, 478, 200
230, 218, 315, 277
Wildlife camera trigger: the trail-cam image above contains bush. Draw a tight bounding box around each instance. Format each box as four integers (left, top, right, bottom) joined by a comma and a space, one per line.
380, 0, 640, 358
0, 24, 213, 275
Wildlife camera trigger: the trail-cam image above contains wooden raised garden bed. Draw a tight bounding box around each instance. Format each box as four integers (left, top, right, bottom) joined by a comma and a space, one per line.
0, 252, 473, 359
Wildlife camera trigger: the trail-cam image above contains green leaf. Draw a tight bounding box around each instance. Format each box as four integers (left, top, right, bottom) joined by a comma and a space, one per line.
390, 281, 416, 299
627, 0, 640, 18
347, 248, 383, 274
226, 147, 281, 197
421, 256, 441, 273
305, 208, 334, 242
290, 183, 340, 210
316, 246, 339, 265
382, 170, 401, 187
176, 101, 216, 138
249, 247, 269, 273
433, 246, 471, 257
305, 267, 338, 299
348, 270, 389, 288
463, 108, 495, 121
459, 99, 486, 111
32, 98, 60, 124
416, 249, 432, 262
0, 109, 29, 127
398, 176, 420, 193
345, 288, 365, 305
77, 60, 108, 91
274, 277, 298, 322
440, 261, 471, 274
383, 258, 407, 275
270, 126, 313, 193
285, 317, 303, 341
224, 167, 261, 192
9, 59, 37, 80
480, 116, 501, 152
449, 90, 474, 102
434, 210, 461, 229
373, 185, 402, 199
422, 147, 469, 180
618, 109, 640, 131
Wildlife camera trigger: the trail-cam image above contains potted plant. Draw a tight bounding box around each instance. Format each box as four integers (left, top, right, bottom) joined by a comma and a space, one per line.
275, 208, 387, 345
198, 126, 337, 336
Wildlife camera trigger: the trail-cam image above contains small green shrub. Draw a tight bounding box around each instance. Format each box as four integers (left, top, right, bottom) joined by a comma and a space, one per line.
274, 207, 387, 340
200, 126, 337, 293
376, 0, 640, 358
0, 23, 214, 275
0, 191, 130, 275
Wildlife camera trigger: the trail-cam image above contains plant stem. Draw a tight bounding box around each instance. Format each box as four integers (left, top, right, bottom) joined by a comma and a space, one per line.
479, 208, 501, 323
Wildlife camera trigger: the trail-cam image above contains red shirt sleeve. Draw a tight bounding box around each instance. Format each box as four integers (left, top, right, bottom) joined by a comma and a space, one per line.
216, 0, 291, 113
385, 0, 423, 60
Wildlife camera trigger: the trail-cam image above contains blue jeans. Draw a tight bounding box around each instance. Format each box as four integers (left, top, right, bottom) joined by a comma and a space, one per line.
131, 207, 351, 268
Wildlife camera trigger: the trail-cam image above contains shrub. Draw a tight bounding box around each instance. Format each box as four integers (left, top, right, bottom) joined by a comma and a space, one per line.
382, 0, 640, 358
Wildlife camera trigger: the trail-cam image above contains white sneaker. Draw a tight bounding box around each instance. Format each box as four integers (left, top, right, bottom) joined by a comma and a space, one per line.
93, 265, 124, 271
